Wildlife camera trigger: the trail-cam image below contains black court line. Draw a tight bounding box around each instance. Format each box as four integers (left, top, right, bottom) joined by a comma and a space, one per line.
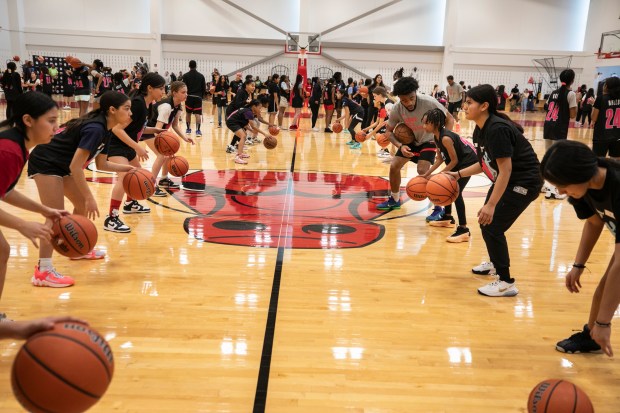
253, 136, 299, 413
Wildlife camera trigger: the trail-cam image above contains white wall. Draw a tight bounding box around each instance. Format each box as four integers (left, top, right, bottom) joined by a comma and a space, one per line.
23, 0, 150, 33
0, 0, 11, 63
454, 0, 590, 51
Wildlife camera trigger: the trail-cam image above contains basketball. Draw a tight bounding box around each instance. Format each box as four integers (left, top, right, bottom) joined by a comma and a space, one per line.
13, 55, 20, 62
64, 55, 74, 63
51, 215, 98, 258
426, 174, 459, 206
528, 379, 594, 413
332, 123, 343, 133
393, 122, 415, 144
406, 176, 429, 201
122, 168, 156, 200
264, 136, 278, 149
154, 131, 180, 156
69, 58, 83, 69
355, 130, 367, 142
268, 125, 280, 136
167, 156, 189, 177
12, 321, 114, 413
359, 86, 369, 94
376, 133, 390, 148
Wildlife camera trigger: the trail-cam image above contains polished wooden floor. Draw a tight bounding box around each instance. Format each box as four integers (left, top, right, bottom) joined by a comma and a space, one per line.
1, 99, 619, 413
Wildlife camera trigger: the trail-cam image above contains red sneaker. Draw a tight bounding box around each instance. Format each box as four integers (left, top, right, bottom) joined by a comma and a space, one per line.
32, 266, 75, 287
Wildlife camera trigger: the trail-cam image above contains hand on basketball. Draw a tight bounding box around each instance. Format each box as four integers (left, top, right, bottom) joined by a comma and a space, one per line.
136, 146, 149, 162
3, 316, 88, 340
443, 171, 459, 180
400, 146, 414, 158
590, 325, 613, 357
17, 221, 54, 248
565, 267, 584, 293
477, 203, 495, 225
40, 207, 70, 221
85, 197, 100, 220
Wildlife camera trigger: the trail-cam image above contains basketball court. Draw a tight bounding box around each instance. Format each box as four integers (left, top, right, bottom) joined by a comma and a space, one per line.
1, 1, 620, 412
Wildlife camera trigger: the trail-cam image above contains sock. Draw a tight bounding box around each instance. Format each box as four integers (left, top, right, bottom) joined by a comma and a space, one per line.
38, 258, 53, 272
391, 192, 400, 200
109, 199, 122, 215
196, 124, 201, 131
186, 122, 190, 130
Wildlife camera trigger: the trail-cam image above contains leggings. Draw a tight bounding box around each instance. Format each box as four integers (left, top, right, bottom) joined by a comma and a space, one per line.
444, 176, 470, 226
310, 102, 320, 128
348, 111, 364, 135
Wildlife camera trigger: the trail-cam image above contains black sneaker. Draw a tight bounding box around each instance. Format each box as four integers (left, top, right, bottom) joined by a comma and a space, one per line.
152, 187, 167, 197
225, 145, 236, 154
158, 178, 180, 189
556, 325, 603, 354
324, 128, 333, 133
428, 215, 456, 228
103, 214, 131, 233
122, 200, 151, 214
446, 226, 470, 243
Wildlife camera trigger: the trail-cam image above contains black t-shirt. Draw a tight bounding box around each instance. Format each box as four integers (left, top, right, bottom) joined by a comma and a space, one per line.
341, 97, 364, 115
229, 80, 243, 98
42, 73, 54, 94
183, 69, 206, 98
1, 72, 23, 100
311, 82, 322, 102
593, 95, 605, 141
570, 166, 620, 243
544, 86, 571, 140
323, 83, 334, 105
473, 114, 542, 190
268, 82, 279, 102
435, 128, 478, 171
594, 95, 620, 142
110, 94, 149, 145
73, 67, 90, 95
29, 114, 110, 170
227, 107, 255, 127
510, 87, 519, 99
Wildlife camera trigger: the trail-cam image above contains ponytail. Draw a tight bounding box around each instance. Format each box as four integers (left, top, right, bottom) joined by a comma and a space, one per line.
63, 91, 129, 133
467, 84, 524, 133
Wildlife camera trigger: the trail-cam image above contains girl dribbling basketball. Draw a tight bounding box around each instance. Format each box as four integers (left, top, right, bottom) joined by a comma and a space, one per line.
226, 99, 271, 165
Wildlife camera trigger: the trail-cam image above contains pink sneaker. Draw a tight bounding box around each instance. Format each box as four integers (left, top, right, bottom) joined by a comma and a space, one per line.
70, 249, 106, 260
32, 266, 75, 288
234, 155, 248, 164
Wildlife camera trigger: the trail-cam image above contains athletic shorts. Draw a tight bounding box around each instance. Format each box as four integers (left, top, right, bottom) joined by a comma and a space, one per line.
267, 99, 278, 113
107, 141, 137, 161
323, 104, 334, 111
448, 100, 462, 114
279, 96, 289, 108
395, 141, 437, 164
27, 155, 71, 178
185, 96, 203, 114
74, 94, 90, 102
226, 120, 246, 134
593, 139, 620, 158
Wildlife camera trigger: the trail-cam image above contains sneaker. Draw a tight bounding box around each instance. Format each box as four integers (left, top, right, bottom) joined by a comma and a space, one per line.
376, 196, 401, 210
381, 156, 393, 163
186, 128, 192, 134
477, 279, 518, 297
158, 178, 180, 189
343, 129, 350, 134
32, 266, 75, 288
350, 142, 362, 149
70, 250, 106, 260
196, 130, 202, 137
239, 153, 250, 159
545, 187, 567, 200
377, 149, 390, 158
226, 145, 236, 154
234, 155, 248, 164
122, 200, 151, 214
426, 206, 445, 222
63, 105, 71, 110
446, 226, 471, 243
289, 125, 298, 130
574, 121, 581, 127
312, 127, 320, 132
556, 325, 603, 354
152, 187, 167, 197
346, 140, 356, 146
472, 261, 495, 275
324, 128, 333, 133
429, 215, 455, 227
104, 214, 131, 233
218, 124, 222, 128
253, 137, 262, 143
245, 137, 255, 146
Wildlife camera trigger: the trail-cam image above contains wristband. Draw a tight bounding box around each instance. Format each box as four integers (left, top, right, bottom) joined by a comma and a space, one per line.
572, 263, 586, 269
595, 320, 611, 328
457, 171, 462, 179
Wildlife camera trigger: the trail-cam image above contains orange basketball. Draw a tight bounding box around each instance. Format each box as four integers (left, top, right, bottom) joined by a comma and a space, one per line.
12, 321, 114, 413
67, 57, 83, 69
406, 176, 429, 201
167, 156, 189, 177
268, 125, 280, 136
264, 136, 278, 149
332, 123, 343, 133
393, 122, 415, 144
122, 168, 156, 200
376, 133, 390, 148
426, 174, 459, 206
355, 130, 367, 143
154, 131, 180, 156
51, 215, 98, 258
13, 55, 20, 62
528, 379, 594, 413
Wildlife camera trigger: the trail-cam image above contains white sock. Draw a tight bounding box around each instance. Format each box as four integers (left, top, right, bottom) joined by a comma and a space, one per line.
392, 192, 400, 200
38, 258, 54, 272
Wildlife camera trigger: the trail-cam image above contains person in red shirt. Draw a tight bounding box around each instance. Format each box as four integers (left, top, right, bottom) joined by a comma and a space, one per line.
0, 92, 68, 317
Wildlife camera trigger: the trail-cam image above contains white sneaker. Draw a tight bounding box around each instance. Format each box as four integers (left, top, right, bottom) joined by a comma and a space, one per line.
472, 261, 495, 275
477, 279, 519, 297
312, 127, 320, 132
545, 187, 567, 200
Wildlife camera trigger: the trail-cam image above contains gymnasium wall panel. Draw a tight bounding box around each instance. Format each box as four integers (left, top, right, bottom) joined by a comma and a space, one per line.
23, 0, 150, 33
0, 0, 11, 63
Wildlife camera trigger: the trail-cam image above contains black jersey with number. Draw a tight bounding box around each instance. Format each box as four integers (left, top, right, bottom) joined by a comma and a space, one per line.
323, 83, 334, 105
435, 128, 478, 171
95, 72, 113, 97
73, 67, 90, 95
29, 114, 109, 168
543, 86, 571, 140
42, 72, 54, 94
599, 96, 620, 141
0, 128, 28, 194
570, 166, 620, 243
